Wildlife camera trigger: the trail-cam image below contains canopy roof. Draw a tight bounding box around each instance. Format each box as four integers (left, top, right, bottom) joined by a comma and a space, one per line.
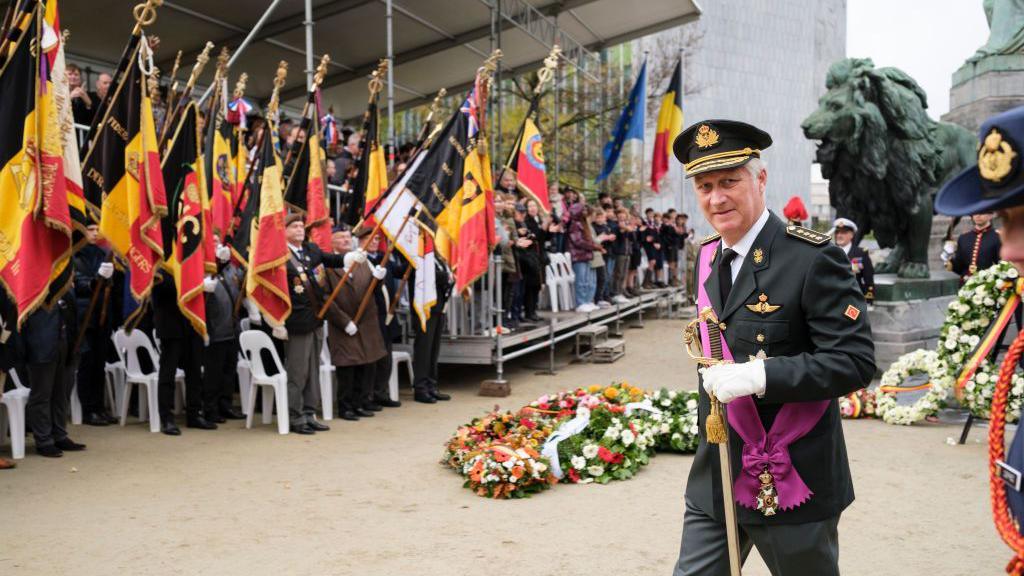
46, 0, 700, 118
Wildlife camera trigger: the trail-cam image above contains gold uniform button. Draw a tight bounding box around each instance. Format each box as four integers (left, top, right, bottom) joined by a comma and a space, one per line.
756, 333, 765, 343
719, 322, 727, 331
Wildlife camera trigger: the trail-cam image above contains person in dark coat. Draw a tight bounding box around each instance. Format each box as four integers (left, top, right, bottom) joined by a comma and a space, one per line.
73, 224, 118, 426
831, 217, 875, 303
364, 232, 402, 409
152, 269, 216, 435
946, 211, 1001, 281
282, 213, 346, 434
322, 250, 388, 420
412, 258, 453, 404
21, 285, 87, 457
673, 120, 875, 575
202, 241, 246, 422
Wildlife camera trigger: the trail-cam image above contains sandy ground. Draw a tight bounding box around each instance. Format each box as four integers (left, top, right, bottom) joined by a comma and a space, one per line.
0, 317, 1008, 576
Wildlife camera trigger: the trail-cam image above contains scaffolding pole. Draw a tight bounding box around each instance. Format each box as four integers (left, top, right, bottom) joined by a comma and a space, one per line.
386, 0, 396, 165
304, 0, 314, 90
198, 0, 286, 105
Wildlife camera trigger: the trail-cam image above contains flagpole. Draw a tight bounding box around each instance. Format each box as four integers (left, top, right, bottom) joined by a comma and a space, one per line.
350, 208, 415, 324
639, 49, 648, 214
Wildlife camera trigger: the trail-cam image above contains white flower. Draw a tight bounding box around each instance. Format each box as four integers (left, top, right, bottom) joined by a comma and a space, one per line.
503, 459, 516, 470
945, 338, 957, 350
621, 430, 636, 446
686, 399, 698, 410
661, 398, 672, 407
582, 444, 599, 459
534, 462, 547, 473
604, 427, 621, 441
977, 372, 990, 384
1010, 267, 1020, 279
660, 423, 671, 434
587, 465, 605, 477
669, 390, 678, 399
571, 455, 586, 470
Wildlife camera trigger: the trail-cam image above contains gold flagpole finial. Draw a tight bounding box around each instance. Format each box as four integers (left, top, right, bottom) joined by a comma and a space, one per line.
313, 54, 330, 89
367, 59, 388, 99
186, 41, 215, 90
269, 60, 289, 116
147, 67, 160, 99
233, 72, 248, 100
428, 87, 446, 121
132, 0, 162, 35
215, 46, 230, 80
534, 44, 561, 95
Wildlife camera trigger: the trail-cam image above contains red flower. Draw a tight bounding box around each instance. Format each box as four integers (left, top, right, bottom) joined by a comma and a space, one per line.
567, 468, 581, 483
576, 389, 586, 396
597, 446, 624, 464
538, 403, 550, 411
629, 422, 638, 435
520, 418, 537, 430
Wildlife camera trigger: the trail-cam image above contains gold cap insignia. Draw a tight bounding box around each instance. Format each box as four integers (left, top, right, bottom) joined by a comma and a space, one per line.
753, 247, 764, 264
695, 124, 720, 149
979, 128, 1017, 184
746, 293, 781, 315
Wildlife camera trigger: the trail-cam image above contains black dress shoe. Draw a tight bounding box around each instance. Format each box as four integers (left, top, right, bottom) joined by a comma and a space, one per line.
186, 417, 218, 430
55, 438, 86, 451
339, 411, 360, 421
363, 403, 383, 412
161, 422, 181, 436
414, 392, 437, 404
102, 412, 119, 424
431, 390, 452, 401
307, 419, 330, 432
207, 413, 227, 424
220, 407, 246, 420
376, 398, 402, 408
353, 407, 375, 417
84, 412, 110, 427
37, 444, 63, 458
290, 424, 315, 435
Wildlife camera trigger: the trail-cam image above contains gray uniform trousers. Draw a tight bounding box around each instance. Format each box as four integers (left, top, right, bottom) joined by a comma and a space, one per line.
26, 340, 75, 448
673, 498, 840, 576
284, 326, 323, 426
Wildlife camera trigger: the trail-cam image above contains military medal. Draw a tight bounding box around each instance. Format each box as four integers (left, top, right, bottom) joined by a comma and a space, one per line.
756, 466, 779, 516
293, 276, 305, 294
746, 293, 781, 315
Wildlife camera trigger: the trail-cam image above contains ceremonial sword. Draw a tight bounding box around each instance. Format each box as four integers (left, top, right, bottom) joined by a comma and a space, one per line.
685, 306, 742, 576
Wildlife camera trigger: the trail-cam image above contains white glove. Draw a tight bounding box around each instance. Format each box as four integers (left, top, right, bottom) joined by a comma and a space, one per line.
371, 265, 387, 280
203, 276, 218, 293
700, 359, 767, 404
272, 325, 288, 341
243, 299, 262, 326
940, 240, 955, 263
215, 244, 231, 263
345, 321, 358, 336
97, 262, 114, 279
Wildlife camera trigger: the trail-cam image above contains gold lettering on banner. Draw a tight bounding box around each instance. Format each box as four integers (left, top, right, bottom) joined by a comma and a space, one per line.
85, 167, 105, 190
185, 181, 199, 204
448, 135, 466, 158
127, 152, 140, 181
127, 245, 153, 274
441, 162, 453, 177
431, 183, 449, 207
107, 116, 129, 143
0, 230, 14, 263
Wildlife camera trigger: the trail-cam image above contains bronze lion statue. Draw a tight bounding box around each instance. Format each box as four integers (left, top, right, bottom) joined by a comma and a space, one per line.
802, 58, 976, 278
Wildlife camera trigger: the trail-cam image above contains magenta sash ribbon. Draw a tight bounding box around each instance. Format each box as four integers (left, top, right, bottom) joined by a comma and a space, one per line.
697, 241, 830, 512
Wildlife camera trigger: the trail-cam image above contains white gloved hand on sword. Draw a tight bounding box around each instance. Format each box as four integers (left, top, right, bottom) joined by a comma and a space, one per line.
700, 359, 766, 404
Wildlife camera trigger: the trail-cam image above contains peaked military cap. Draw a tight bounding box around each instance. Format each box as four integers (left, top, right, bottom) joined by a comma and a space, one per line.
673, 119, 773, 178
936, 105, 1024, 216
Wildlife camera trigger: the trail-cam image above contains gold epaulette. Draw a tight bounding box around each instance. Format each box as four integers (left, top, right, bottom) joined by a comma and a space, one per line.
786, 225, 829, 246
700, 232, 721, 245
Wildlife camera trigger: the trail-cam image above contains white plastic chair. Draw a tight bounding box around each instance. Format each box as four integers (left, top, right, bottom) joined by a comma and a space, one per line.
389, 350, 414, 402
544, 257, 562, 313
69, 367, 118, 425
239, 330, 289, 434
319, 325, 336, 420
119, 329, 163, 432
105, 360, 124, 416
70, 381, 83, 425
236, 318, 253, 416
0, 369, 30, 459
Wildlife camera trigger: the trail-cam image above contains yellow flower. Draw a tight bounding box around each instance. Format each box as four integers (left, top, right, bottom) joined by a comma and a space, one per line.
588, 384, 602, 394
604, 387, 619, 400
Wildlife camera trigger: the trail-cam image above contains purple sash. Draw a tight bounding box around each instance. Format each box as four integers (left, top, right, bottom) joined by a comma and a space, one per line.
697, 241, 830, 512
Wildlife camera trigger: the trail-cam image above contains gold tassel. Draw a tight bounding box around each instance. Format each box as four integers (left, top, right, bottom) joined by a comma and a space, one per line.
706, 395, 728, 444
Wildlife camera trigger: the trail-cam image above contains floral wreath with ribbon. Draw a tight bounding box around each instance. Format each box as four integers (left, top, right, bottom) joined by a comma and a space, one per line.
875, 349, 952, 425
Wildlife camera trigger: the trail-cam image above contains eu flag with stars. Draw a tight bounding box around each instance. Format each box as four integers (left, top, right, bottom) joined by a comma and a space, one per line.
596, 59, 647, 182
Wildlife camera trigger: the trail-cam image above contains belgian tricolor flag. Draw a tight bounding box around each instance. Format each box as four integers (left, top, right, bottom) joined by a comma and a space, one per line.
0, 0, 75, 327
95, 37, 168, 308
161, 101, 214, 338
343, 93, 385, 228
283, 91, 332, 251
206, 98, 236, 239
651, 59, 683, 192
245, 120, 290, 327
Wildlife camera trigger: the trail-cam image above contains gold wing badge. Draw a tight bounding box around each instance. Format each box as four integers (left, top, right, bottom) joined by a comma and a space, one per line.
746, 293, 781, 315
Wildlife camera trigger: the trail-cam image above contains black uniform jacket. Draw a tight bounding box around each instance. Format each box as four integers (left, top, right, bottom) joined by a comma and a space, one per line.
845, 245, 875, 302
284, 242, 345, 335
687, 212, 876, 525
952, 225, 1001, 279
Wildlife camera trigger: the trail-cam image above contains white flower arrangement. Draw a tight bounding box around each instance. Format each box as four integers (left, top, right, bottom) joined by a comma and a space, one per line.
875, 349, 952, 425
936, 262, 1024, 423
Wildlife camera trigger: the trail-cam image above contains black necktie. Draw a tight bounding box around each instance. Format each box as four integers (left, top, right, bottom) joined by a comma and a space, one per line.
719, 248, 737, 304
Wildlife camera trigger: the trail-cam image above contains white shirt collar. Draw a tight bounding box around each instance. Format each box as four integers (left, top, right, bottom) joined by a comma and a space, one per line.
840, 242, 851, 255
721, 208, 770, 260
288, 243, 303, 255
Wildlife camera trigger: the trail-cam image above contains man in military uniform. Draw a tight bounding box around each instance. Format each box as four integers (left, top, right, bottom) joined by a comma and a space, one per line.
282, 213, 346, 434
935, 105, 1024, 568
831, 217, 875, 303
672, 120, 876, 575
944, 211, 1001, 281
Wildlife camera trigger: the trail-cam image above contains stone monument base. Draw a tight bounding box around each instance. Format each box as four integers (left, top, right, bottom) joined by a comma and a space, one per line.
867, 272, 960, 374
943, 55, 1024, 132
